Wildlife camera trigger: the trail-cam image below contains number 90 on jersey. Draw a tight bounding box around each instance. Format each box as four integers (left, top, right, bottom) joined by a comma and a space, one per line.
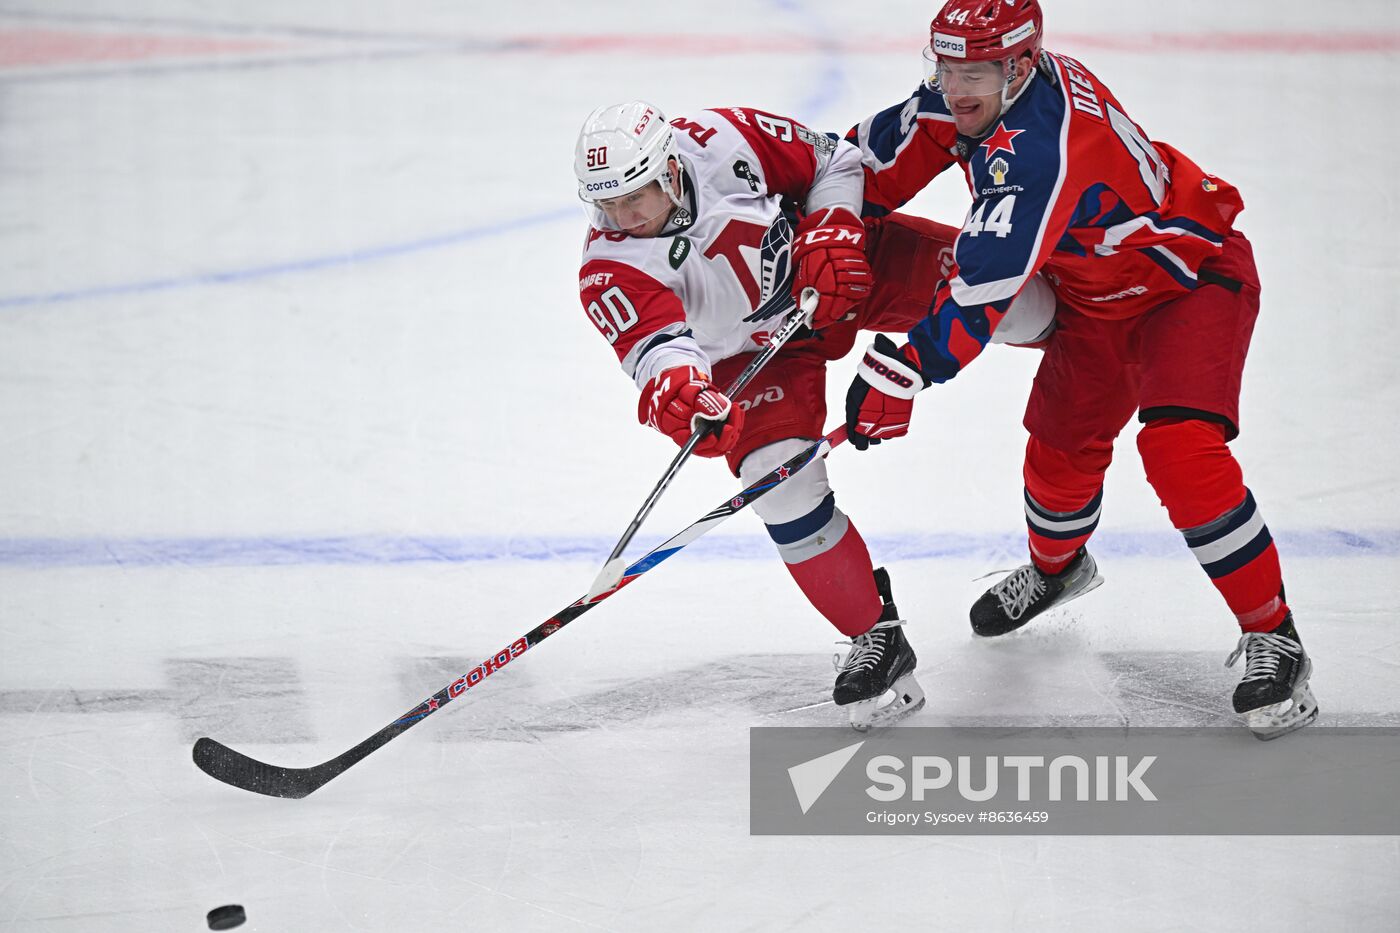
586, 286, 639, 344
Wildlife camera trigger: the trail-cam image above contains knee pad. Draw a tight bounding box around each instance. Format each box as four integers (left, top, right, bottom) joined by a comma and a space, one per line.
738, 438, 833, 526
1137, 417, 1244, 528
1024, 436, 1113, 511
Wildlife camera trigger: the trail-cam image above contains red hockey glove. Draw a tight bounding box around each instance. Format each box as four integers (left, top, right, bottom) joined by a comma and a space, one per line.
845, 335, 925, 451
790, 207, 872, 330
638, 365, 745, 458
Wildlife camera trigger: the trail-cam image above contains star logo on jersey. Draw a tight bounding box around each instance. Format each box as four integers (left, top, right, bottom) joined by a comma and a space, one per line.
980, 122, 1025, 158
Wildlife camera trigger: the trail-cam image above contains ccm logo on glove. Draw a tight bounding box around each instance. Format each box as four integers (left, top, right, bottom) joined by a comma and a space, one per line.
638, 365, 745, 458
797, 226, 862, 247
790, 207, 872, 330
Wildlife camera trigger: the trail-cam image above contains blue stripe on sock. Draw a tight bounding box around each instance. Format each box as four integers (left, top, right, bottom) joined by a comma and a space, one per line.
1182, 490, 1256, 546
764, 492, 836, 546
1024, 487, 1102, 523
1024, 488, 1102, 540
1027, 521, 1100, 542
1199, 525, 1274, 579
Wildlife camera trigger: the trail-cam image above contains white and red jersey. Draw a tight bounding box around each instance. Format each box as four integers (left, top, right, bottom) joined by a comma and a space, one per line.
578, 107, 863, 388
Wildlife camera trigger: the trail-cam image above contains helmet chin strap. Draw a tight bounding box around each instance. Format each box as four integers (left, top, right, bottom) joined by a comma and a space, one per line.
658, 158, 694, 233
662, 158, 686, 211
996, 56, 1037, 119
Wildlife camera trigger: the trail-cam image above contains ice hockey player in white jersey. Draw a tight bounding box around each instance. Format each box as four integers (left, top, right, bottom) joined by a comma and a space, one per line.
574, 101, 1053, 729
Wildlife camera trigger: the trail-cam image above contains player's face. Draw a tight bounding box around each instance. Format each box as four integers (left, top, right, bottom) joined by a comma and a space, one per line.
597, 179, 675, 238
938, 60, 1008, 136
924, 53, 1033, 138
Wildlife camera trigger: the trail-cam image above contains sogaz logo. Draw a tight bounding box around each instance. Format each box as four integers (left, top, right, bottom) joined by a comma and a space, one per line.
585, 179, 619, 193
932, 32, 966, 57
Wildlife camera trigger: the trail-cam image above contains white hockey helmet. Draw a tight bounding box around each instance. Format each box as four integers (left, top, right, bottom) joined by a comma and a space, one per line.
575, 100, 679, 201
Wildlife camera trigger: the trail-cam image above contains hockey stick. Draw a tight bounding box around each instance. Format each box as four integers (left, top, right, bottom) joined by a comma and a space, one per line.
584, 288, 820, 601
192, 425, 848, 798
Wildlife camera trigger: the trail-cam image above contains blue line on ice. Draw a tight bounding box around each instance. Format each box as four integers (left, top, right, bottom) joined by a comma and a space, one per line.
1, 0, 844, 311
0, 529, 1395, 568
0, 207, 576, 310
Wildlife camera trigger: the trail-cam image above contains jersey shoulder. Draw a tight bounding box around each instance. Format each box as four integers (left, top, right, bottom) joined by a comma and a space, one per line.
668, 110, 761, 199
579, 229, 683, 294
1039, 52, 1141, 156
671, 108, 748, 155
857, 82, 958, 170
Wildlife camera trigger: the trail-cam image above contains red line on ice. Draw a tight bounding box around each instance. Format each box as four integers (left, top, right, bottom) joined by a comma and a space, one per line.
517, 31, 1400, 56
529, 31, 1394, 54
0, 26, 1393, 72
0, 28, 284, 68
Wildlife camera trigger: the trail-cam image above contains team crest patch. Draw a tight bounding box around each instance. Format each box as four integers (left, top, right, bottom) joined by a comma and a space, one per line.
989, 157, 1010, 185
669, 236, 691, 269
980, 122, 1025, 158
1201, 177, 1219, 192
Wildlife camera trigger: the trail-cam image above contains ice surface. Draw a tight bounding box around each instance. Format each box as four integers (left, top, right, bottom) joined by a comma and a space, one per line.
2, 1, 1398, 930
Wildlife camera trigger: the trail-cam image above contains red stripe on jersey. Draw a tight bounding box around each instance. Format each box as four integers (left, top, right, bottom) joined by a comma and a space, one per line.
578, 259, 685, 363
712, 107, 818, 203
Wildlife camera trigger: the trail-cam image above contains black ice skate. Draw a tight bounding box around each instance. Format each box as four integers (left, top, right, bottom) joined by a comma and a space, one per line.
969, 548, 1104, 637
833, 567, 925, 731
1225, 614, 1319, 740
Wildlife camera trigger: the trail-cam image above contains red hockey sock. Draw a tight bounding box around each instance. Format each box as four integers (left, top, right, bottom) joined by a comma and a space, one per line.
1138, 419, 1289, 631
782, 521, 883, 638
1023, 437, 1113, 574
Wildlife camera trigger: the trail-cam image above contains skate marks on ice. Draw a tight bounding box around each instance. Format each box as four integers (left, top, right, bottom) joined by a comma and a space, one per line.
0, 658, 315, 743
398, 650, 1395, 735
411, 645, 1400, 732
2, 653, 1388, 744
396, 653, 836, 739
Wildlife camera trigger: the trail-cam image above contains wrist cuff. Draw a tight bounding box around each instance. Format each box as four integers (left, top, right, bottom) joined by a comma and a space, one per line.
856, 341, 923, 400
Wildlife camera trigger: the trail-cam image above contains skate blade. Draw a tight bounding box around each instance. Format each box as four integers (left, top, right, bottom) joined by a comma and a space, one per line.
1245, 683, 1319, 741
1067, 570, 1105, 602
849, 675, 926, 732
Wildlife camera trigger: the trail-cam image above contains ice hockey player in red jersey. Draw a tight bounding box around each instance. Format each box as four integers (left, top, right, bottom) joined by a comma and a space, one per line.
574, 100, 1055, 729
842, 0, 1317, 739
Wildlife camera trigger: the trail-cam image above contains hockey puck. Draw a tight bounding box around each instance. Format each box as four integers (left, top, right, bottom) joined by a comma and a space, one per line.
207, 904, 246, 930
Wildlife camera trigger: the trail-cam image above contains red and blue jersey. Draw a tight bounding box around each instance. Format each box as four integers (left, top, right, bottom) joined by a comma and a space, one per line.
849, 51, 1245, 384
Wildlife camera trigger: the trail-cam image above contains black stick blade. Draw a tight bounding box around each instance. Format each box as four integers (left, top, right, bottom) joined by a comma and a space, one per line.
192, 737, 328, 799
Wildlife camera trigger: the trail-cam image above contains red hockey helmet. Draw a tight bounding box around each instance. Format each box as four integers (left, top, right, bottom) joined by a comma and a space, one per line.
928, 0, 1043, 63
